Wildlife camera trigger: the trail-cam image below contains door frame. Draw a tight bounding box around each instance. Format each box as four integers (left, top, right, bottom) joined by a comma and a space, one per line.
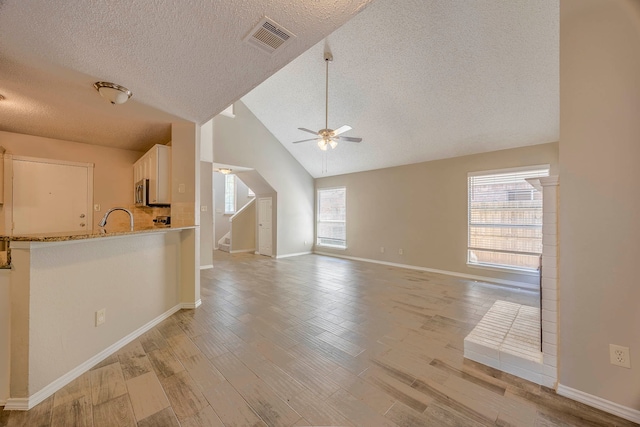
257, 196, 273, 257
6, 155, 94, 234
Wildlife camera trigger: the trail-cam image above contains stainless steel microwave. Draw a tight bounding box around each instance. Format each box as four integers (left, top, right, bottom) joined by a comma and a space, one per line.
135, 179, 148, 207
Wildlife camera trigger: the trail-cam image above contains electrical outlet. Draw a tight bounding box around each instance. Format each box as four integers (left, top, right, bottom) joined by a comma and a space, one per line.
398, 248, 404, 255
201, 205, 207, 212
178, 184, 186, 193
96, 308, 106, 327
380, 246, 385, 253
609, 344, 631, 368
94, 204, 101, 212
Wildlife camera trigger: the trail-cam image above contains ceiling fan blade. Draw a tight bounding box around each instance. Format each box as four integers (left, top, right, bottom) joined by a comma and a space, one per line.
298, 127, 319, 135
332, 125, 352, 136
338, 136, 362, 143
292, 138, 320, 144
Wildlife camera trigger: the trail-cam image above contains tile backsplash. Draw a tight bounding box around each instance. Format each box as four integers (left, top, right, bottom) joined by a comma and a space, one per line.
100, 205, 171, 231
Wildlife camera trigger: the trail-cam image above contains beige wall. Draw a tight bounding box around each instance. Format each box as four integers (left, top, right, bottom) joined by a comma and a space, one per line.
10, 232, 180, 399
316, 142, 558, 286
213, 101, 314, 256
0, 131, 143, 231
0, 271, 9, 404
213, 172, 253, 246
200, 161, 213, 267
170, 122, 200, 306
560, 0, 640, 410
230, 200, 256, 252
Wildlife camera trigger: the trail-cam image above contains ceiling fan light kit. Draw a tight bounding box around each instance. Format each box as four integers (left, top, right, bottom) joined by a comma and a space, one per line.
292, 51, 362, 150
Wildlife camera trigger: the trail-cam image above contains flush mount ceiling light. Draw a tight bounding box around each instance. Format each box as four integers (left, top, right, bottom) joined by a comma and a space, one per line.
218, 168, 233, 174
93, 82, 132, 105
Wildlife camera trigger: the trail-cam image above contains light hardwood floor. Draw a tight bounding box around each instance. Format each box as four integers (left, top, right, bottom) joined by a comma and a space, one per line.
1, 252, 636, 426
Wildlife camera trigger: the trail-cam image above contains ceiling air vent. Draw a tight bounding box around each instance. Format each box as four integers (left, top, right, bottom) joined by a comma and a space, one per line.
244, 17, 295, 54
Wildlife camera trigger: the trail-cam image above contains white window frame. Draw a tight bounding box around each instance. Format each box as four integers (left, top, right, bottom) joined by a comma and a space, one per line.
316, 186, 347, 249
224, 174, 236, 214
467, 165, 549, 273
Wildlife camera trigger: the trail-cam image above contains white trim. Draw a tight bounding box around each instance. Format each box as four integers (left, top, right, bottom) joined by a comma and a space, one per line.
314, 251, 536, 291
230, 248, 256, 254
467, 262, 540, 277
557, 384, 640, 424
11, 155, 94, 168
5, 304, 182, 411
276, 251, 312, 259
180, 299, 202, 309
467, 164, 550, 177
3, 398, 28, 411
0, 399, 6, 407
199, 264, 213, 270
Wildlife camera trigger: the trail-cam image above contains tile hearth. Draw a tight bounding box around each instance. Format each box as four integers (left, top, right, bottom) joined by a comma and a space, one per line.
464, 300, 543, 384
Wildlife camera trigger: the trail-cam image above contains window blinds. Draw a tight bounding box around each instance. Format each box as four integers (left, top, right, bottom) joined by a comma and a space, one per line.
317, 187, 346, 248
468, 167, 549, 271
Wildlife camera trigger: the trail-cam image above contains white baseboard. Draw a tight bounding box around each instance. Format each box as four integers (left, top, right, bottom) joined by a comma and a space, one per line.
181, 299, 202, 309
3, 398, 27, 411
276, 251, 312, 259
199, 264, 213, 270
229, 248, 256, 254
4, 304, 183, 411
313, 251, 536, 291
557, 384, 640, 423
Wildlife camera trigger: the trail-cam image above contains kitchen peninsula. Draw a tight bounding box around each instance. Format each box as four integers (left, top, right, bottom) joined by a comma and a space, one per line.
0, 224, 200, 410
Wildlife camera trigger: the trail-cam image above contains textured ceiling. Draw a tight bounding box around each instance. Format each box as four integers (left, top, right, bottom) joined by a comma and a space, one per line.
242, 0, 559, 177
0, 0, 371, 151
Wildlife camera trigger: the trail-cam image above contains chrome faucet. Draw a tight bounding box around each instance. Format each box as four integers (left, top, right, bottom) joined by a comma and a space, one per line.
98, 207, 134, 231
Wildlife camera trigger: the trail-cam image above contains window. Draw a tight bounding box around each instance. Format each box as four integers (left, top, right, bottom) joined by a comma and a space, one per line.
317, 187, 346, 248
468, 166, 549, 271
224, 174, 236, 214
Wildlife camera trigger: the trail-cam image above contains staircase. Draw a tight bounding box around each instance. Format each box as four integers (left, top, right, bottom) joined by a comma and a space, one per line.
218, 231, 231, 252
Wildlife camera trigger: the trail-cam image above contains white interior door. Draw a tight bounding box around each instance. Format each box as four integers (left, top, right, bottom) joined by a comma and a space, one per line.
12, 158, 92, 235
258, 197, 272, 256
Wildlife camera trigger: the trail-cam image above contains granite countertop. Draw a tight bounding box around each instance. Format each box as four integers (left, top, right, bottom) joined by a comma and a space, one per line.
2, 225, 194, 242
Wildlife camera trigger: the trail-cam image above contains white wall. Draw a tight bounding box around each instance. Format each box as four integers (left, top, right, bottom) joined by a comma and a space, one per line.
316, 142, 558, 287
560, 0, 640, 411
213, 102, 314, 256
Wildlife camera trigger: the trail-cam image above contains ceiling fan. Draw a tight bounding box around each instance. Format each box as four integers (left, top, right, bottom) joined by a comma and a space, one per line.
292, 51, 362, 150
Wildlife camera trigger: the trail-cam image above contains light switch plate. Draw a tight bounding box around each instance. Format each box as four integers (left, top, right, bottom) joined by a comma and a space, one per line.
95, 308, 106, 326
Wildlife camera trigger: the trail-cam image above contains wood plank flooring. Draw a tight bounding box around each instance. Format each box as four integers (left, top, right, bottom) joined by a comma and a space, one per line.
1, 252, 636, 426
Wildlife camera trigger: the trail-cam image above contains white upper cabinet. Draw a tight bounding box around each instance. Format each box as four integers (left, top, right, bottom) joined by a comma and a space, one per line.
134, 144, 171, 206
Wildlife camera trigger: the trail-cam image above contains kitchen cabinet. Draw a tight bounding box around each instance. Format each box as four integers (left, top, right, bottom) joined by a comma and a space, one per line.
134, 144, 171, 206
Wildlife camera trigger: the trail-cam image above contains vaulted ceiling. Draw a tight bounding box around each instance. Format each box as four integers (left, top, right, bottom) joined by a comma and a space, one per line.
242, 0, 559, 177
0, 1, 558, 177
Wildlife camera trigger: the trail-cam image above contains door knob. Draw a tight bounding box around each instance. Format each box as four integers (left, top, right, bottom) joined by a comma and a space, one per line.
80, 223, 86, 227
80, 214, 85, 218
